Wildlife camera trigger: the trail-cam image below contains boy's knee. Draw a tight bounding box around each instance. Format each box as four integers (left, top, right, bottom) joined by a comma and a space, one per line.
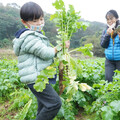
54, 96, 62, 110
57, 98, 62, 109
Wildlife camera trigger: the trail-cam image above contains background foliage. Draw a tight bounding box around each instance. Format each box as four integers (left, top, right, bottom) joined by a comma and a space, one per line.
0, 3, 105, 57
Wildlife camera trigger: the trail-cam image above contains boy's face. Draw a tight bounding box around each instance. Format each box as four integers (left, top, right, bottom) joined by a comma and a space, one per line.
22, 16, 45, 31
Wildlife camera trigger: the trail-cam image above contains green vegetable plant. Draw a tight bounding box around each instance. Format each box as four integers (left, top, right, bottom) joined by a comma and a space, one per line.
53, 97, 78, 120
34, 63, 56, 92
85, 70, 120, 120
33, 0, 93, 103
14, 99, 32, 120
0, 59, 25, 100
0, 57, 106, 119
50, 0, 93, 99
32, 0, 94, 119
9, 88, 37, 120
75, 58, 105, 86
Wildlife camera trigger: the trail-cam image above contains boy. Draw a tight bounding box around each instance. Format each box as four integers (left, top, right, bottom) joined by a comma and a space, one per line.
13, 2, 70, 120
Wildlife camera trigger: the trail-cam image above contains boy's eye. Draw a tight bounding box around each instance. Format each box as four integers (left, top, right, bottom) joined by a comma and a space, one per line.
40, 18, 44, 21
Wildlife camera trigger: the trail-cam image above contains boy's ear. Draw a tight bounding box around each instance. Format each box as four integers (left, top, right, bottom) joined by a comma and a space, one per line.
21, 19, 27, 25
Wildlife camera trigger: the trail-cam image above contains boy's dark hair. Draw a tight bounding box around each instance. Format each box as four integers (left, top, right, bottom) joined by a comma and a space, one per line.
20, 2, 44, 21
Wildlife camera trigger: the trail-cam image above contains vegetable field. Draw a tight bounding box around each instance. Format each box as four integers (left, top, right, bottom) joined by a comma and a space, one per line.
1, 0, 120, 120
1, 50, 120, 120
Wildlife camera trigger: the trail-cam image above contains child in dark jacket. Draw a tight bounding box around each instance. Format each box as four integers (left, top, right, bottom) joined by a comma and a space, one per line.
13, 1, 70, 120
101, 9, 120, 82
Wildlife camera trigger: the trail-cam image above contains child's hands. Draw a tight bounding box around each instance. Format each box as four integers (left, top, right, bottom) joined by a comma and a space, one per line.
65, 40, 70, 48
54, 40, 70, 54
107, 28, 113, 35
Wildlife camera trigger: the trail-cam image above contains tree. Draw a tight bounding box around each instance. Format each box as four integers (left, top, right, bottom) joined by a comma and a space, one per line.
81, 32, 105, 57
43, 13, 58, 45
0, 5, 23, 40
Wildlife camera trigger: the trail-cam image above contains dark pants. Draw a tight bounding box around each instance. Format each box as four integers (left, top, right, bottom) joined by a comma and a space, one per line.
105, 59, 120, 82
27, 83, 62, 120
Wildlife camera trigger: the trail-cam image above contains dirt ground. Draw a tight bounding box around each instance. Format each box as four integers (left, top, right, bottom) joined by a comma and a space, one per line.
0, 101, 17, 120
0, 48, 17, 59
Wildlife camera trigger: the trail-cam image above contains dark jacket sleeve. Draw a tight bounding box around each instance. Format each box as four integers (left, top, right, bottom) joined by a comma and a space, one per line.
101, 29, 111, 48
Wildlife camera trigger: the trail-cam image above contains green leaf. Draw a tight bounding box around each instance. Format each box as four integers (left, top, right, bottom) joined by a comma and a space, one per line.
50, 13, 58, 20
56, 44, 62, 51
52, 0, 65, 10
68, 5, 75, 15
14, 99, 32, 120
110, 100, 120, 113
69, 43, 93, 57
101, 106, 114, 120
82, 22, 89, 31
34, 75, 49, 92
57, 106, 64, 117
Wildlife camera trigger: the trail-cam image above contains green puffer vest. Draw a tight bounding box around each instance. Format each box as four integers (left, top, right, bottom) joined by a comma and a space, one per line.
13, 31, 55, 84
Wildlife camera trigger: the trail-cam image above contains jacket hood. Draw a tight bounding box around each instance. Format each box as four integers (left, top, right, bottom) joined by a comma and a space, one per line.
15, 28, 29, 38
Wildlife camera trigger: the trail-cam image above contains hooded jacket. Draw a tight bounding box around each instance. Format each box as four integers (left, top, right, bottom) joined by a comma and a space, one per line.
13, 29, 55, 84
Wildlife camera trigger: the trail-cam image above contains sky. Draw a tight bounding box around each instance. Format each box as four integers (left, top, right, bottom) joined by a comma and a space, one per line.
0, 0, 120, 23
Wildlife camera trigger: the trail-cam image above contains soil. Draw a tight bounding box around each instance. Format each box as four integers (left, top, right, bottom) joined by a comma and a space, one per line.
0, 48, 17, 59
0, 101, 17, 120
0, 101, 85, 120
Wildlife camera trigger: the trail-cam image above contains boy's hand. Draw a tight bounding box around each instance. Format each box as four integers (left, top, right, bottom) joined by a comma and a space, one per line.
54, 40, 70, 54
65, 40, 70, 48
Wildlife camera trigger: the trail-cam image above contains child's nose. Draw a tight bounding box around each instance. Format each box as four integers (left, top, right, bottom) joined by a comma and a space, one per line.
37, 20, 42, 25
